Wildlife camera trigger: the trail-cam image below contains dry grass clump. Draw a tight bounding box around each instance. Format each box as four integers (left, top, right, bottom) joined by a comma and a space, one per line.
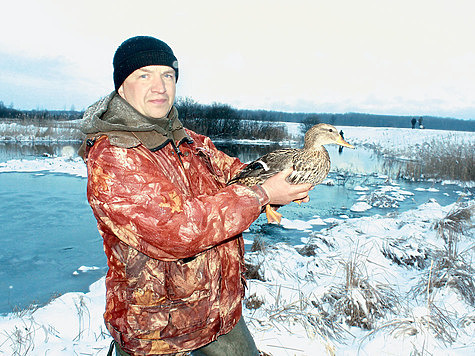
458, 313, 475, 328
381, 239, 429, 269
283, 297, 348, 343
244, 237, 268, 281
369, 201, 475, 351
250, 236, 268, 252
244, 261, 266, 282
382, 136, 475, 181
421, 137, 474, 181
0, 294, 96, 355
260, 291, 348, 343
298, 233, 337, 257
321, 259, 398, 330
296, 244, 318, 257
244, 244, 348, 345
12, 302, 41, 318
412, 202, 475, 305
433, 202, 473, 254
73, 295, 91, 341
419, 253, 475, 306
244, 293, 265, 310
370, 303, 458, 345
0, 318, 36, 356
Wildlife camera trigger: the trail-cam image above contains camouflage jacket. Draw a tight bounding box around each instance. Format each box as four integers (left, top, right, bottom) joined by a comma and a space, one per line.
83, 126, 269, 354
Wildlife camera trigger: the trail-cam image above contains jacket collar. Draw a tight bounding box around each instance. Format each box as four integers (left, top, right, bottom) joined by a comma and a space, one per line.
79, 92, 192, 153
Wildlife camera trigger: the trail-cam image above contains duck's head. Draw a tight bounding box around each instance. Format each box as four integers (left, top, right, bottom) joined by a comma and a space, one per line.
304, 123, 355, 149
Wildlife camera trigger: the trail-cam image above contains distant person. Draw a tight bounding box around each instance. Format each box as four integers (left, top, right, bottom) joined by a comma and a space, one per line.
79, 35, 312, 356
411, 117, 417, 129
418, 116, 424, 129
339, 130, 344, 153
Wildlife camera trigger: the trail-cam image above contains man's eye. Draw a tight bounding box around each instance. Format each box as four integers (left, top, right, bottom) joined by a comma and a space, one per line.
139, 74, 149, 79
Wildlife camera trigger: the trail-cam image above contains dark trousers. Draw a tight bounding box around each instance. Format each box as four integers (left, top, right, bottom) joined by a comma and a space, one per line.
109, 317, 259, 356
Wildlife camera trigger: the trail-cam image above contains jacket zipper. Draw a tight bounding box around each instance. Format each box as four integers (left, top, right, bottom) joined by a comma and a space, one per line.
170, 140, 196, 196
171, 140, 184, 166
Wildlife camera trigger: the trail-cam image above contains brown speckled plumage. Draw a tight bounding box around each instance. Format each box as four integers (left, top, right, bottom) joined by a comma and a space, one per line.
227, 123, 354, 223
228, 123, 353, 186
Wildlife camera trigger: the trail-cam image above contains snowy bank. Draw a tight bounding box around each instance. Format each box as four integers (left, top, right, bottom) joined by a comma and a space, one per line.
0, 200, 473, 355
338, 126, 474, 153
0, 121, 83, 142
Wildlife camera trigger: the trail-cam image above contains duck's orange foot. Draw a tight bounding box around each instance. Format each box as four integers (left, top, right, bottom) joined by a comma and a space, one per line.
265, 205, 282, 224
294, 199, 303, 206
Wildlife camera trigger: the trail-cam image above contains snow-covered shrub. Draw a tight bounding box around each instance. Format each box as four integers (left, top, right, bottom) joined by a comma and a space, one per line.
412, 202, 475, 306
320, 258, 398, 330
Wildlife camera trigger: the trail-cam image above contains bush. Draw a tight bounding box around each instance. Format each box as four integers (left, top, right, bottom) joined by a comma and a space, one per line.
177, 101, 289, 141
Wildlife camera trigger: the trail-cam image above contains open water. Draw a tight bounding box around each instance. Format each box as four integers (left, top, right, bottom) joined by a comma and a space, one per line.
0, 141, 471, 314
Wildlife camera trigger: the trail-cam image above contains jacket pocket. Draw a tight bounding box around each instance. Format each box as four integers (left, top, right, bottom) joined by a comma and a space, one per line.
166, 252, 213, 300
126, 289, 212, 340
168, 290, 212, 335
125, 251, 217, 340
127, 303, 170, 339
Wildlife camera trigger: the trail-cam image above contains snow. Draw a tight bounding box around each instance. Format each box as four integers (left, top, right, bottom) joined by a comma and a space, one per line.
280, 218, 314, 231
0, 155, 86, 177
350, 201, 372, 212
72, 266, 101, 276
0, 126, 474, 355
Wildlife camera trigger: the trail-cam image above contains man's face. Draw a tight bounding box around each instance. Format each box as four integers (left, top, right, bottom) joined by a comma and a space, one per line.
118, 65, 176, 119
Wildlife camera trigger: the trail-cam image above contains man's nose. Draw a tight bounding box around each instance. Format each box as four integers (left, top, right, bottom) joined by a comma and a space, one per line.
151, 77, 166, 93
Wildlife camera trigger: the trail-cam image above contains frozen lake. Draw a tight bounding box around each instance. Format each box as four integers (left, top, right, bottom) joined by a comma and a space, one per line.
0, 140, 472, 314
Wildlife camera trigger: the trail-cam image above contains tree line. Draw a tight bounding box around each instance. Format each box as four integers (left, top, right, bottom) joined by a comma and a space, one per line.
175, 97, 475, 132
0, 101, 82, 121
1, 98, 474, 137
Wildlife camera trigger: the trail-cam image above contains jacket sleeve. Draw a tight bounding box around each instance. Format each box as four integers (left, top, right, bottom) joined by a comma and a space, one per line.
86, 139, 269, 261
200, 135, 247, 180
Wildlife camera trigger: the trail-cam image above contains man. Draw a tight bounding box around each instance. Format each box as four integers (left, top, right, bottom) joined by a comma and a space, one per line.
80, 36, 311, 356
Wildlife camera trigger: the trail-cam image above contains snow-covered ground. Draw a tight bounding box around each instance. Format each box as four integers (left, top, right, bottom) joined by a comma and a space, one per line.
0, 121, 83, 142
0, 126, 473, 355
340, 126, 473, 150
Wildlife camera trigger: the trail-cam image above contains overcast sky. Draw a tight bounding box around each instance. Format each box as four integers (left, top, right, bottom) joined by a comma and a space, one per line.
0, 0, 474, 119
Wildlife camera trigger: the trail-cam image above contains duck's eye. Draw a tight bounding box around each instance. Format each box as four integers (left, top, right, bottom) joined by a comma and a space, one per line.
329, 129, 333, 132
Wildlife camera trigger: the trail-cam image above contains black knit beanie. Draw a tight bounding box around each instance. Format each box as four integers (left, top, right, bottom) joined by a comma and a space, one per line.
113, 36, 179, 91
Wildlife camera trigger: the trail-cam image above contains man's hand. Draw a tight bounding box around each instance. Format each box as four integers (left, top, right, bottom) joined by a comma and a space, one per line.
260, 168, 312, 206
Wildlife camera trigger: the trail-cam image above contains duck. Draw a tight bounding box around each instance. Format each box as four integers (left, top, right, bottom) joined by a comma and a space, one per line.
227, 123, 354, 224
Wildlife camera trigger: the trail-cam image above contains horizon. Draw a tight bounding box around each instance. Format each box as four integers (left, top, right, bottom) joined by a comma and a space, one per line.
1, 1, 474, 120
1, 98, 472, 122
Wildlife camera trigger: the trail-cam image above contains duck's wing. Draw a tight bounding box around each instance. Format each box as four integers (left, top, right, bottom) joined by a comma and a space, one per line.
227, 148, 297, 185
287, 148, 331, 185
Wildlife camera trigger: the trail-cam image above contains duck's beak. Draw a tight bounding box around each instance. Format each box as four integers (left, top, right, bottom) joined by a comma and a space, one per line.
336, 136, 355, 149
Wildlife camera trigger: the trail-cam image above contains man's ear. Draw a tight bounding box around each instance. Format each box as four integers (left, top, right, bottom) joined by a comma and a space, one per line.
117, 85, 125, 99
